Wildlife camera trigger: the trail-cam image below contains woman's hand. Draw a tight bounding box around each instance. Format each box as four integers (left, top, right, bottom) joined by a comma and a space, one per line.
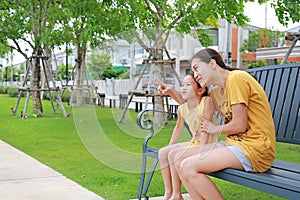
200, 116, 222, 135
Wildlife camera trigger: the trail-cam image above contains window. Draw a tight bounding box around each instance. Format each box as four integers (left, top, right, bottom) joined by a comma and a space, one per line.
206, 28, 218, 46
135, 45, 144, 54
185, 68, 192, 75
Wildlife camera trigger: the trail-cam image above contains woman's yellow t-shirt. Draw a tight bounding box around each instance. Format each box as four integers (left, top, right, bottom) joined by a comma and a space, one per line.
210, 70, 276, 172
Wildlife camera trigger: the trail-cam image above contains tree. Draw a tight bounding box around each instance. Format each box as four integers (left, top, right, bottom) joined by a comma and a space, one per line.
271, 0, 300, 27
0, 0, 121, 111
87, 52, 113, 80
0, 0, 62, 115
57, 64, 73, 81
53, 0, 122, 105
240, 28, 285, 53
113, 0, 253, 124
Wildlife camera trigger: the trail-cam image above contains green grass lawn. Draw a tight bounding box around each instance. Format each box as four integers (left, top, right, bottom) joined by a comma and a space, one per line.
0, 94, 299, 200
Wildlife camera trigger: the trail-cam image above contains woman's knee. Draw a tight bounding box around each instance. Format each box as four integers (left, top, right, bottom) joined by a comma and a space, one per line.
178, 158, 198, 179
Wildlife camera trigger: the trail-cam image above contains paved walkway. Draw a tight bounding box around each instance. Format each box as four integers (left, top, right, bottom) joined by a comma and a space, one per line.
131, 193, 191, 200
0, 139, 191, 200
0, 140, 104, 200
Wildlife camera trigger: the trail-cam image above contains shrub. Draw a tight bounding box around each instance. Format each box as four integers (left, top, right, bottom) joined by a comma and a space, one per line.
42, 90, 70, 103
0, 85, 7, 94
7, 87, 20, 97
61, 90, 71, 102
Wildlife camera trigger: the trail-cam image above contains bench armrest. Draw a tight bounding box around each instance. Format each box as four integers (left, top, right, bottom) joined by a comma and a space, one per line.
136, 109, 182, 150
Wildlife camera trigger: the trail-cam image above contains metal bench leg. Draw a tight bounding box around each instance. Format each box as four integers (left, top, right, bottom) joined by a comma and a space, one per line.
138, 154, 147, 200
142, 158, 159, 199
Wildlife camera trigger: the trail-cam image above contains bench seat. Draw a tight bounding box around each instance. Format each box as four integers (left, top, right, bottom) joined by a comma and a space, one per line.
209, 160, 300, 199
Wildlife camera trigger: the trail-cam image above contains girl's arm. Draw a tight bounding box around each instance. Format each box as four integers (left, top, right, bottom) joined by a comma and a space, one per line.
200, 103, 248, 135
169, 109, 184, 144
200, 96, 214, 145
156, 78, 186, 105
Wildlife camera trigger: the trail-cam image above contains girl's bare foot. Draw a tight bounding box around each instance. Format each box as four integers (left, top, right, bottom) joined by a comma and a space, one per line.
163, 191, 172, 200
169, 193, 184, 200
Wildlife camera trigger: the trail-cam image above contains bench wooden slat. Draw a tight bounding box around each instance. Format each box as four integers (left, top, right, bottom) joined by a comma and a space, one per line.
264, 69, 275, 101
267, 168, 300, 182
276, 67, 291, 140
273, 160, 300, 174
287, 67, 300, 141
268, 69, 281, 115
267, 70, 281, 108
280, 68, 297, 140
272, 69, 286, 138
259, 70, 268, 89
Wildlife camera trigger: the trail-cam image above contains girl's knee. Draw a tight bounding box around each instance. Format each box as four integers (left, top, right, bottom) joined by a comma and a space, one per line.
167, 148, 177, 161
158, 147, 169, 160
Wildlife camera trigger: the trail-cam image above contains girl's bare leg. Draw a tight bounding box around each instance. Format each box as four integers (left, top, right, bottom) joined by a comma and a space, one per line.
158, 144, 183, 200
178, 146, 243, 200
168, 148, 184, 200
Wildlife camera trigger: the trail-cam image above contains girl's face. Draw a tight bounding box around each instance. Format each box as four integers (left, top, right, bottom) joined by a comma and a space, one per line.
181, 75, 201, 100
191, 58, 213, 88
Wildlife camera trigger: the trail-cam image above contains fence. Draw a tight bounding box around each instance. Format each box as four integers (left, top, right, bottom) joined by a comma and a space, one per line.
1, 78, 177, 96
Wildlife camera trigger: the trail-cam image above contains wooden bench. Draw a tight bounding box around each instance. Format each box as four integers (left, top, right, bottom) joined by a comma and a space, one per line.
136, 63, 300, 200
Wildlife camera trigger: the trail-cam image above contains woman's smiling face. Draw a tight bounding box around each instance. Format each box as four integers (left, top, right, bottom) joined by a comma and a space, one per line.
191, 58, 213, 88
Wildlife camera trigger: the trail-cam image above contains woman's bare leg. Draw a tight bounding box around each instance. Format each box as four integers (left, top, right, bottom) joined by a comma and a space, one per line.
178, 146, 243, 200
169, 146, 202, 200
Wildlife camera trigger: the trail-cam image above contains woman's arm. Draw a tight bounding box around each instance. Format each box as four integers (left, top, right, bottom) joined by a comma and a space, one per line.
200, 103, 248, 135
200, 97, 214, 145
169, 109, 184, 144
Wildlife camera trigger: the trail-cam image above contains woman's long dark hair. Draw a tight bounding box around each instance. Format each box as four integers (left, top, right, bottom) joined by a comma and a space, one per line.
187, 73, 208, 96
192, 48, 235, 71
192, 48, 258, 80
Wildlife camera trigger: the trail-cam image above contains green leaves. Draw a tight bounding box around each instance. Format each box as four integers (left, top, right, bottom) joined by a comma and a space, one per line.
271, 0, 300, 27
240, 28, 285, 53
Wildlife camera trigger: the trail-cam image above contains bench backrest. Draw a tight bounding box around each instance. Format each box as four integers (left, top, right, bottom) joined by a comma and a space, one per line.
247, 63, 300, 145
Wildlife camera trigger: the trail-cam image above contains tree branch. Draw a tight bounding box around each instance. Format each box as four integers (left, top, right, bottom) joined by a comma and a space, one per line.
12, 39, 28, 59
42, 0, 52, 33
133, 31, 152, 55
144, 0, 157, 15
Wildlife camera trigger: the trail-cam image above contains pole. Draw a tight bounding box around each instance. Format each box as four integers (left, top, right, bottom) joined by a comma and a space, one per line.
10, 47, 13, 84
66, 43, 68, 80
281, 36, 299, 64
237, 27, 243, 68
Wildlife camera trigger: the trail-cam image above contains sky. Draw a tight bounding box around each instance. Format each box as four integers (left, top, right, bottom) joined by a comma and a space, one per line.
245, 1, 300, 31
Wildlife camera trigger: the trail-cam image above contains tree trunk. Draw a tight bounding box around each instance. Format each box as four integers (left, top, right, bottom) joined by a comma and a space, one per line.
74, 44, 87, 105
44, 47, 53, 84
153, 38, 165, 125
31, 48, 43, 115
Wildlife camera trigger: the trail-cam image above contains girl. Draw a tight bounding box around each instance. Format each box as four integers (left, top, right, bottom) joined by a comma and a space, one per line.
157, 74, 219, 200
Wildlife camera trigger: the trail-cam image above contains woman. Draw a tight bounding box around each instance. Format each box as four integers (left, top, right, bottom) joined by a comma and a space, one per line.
157, 48, 276, 199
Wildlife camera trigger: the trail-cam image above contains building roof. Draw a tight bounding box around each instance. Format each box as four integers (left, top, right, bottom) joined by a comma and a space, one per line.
256, 45, 300, 60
